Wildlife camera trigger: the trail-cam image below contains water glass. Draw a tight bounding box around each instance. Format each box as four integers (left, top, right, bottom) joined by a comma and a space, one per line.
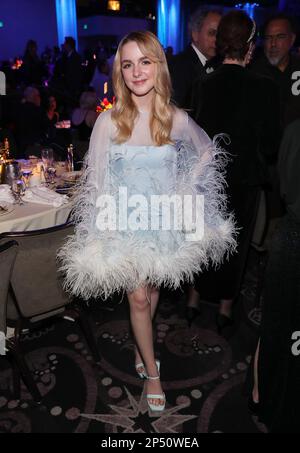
11, 178, 26, 205
21, 162, 33, 187
44, 166, 57, 185
41, 148, 54, 170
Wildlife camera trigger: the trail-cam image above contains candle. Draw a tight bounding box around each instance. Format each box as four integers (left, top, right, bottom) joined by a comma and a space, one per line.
29, 173, 41, 187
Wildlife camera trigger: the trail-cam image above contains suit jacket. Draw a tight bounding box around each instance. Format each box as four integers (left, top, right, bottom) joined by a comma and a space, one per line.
192, 64, 281, 187
168, 45, 207, 111
15, 102, 47, 157
62, 51, 83, 99
251, 53, 300, 128
278, 119, 300, 223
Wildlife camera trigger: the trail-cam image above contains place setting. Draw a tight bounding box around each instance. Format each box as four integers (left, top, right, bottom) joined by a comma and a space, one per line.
0, 148, 81, 222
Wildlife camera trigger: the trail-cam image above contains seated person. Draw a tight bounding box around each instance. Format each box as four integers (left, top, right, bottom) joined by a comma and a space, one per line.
46, 95, 59, 126
15, 86, 46, 158
71, 91, 98, 140
71, 91, 99, 159
90, 59, 113, 101
43, 94, 60, 148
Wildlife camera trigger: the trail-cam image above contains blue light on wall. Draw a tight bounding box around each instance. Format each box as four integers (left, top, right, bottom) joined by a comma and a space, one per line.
235, 3, 259, 19
157, 0, 183, 54
0, 21, 4, 28
55, 0, 78, 46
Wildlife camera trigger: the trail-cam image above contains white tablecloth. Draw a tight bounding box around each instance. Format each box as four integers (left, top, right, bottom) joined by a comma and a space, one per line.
0, 202, 72, 233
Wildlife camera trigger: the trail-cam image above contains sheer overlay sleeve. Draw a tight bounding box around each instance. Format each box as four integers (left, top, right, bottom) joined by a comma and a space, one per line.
58, 110, 113, 297
172, 109, 236, 267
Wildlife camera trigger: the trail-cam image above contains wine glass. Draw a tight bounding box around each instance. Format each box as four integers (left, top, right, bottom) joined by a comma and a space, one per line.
44, 166, 57, 186
21, 162, 33, 188
41, 148, 55, 187
22, 168, 32, 183
11, 178, 26, 205
41, 148, 54, 171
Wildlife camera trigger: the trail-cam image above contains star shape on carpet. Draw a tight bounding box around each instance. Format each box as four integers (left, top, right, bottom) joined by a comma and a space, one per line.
81, 386, 196, 433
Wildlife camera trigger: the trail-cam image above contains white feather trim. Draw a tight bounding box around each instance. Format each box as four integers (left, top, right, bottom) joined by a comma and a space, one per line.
58, 137, 236, 300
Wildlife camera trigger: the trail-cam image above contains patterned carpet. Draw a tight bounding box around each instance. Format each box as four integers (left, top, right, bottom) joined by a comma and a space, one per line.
0, 250, 268, 433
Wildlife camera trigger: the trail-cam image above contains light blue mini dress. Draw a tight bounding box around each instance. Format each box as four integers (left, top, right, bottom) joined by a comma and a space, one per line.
59, 110, 236, 300
109, 143, 183, 256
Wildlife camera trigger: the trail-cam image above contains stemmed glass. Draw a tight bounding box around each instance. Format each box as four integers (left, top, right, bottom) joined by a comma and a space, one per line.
44, 166, 57, 185
41, 148, 54, 168
11, 178, 26, 205
41, 148, 55, 186
21, 162, 33, 188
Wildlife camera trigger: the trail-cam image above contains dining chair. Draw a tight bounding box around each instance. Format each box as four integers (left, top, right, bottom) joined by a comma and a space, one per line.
0, 240, 18, 351
0, 223, 101, 402
0, 240, 23, 399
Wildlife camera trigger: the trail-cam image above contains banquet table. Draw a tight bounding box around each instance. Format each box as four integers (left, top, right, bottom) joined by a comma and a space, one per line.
0, 201, 72, 234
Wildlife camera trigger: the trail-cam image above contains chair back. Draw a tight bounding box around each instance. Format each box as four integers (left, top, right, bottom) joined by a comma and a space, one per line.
0, 241, 18, 336
0, 223, 74, 320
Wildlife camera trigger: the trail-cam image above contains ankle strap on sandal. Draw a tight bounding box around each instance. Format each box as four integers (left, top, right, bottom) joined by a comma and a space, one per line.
147, 375, 160, 380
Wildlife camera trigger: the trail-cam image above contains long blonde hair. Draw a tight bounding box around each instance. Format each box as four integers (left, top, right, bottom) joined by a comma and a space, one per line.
112, 31, 174, 146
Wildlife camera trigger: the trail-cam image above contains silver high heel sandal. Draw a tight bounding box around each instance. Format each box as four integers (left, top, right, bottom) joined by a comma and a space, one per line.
146, 374, 165, 412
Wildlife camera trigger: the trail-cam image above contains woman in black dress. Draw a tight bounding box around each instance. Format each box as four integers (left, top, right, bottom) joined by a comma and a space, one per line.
192, 10, 281, 329
249, 119, 300, 432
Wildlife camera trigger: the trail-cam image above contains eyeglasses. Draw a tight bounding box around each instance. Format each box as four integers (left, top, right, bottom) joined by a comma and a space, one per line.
264, 33, 290, 42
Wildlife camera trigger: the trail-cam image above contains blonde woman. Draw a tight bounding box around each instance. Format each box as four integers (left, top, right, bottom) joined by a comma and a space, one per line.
59, 31, 235, 412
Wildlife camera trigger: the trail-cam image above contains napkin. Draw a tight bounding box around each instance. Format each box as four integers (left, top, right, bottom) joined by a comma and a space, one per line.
0, 185, 14, 204
23, 186, 68, 207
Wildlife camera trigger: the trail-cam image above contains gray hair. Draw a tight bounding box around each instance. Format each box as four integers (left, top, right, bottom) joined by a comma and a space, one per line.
188, 7, 222, 35
79, 91, 98, 110
23, 86, 40, 102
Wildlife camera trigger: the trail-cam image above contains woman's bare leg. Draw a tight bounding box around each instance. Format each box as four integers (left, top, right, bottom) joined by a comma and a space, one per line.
219, 298, 234, 318
187, 286, 200, 309
134, 286, 160, 370
128, 286, 164, 406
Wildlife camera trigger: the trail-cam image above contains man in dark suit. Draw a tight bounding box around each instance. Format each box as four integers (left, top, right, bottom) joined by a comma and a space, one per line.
252, 13, 300, 128
251, 14, 300, 220
169, 7, 222, 324
169, 7, 221, 111
15, 86, 47, 158
61, 37, 83, 107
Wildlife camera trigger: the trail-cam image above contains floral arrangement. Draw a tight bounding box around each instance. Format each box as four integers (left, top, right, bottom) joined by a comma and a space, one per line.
0, 139, 10, 162
11, 59, 23, 70
96, 97, 115, 113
